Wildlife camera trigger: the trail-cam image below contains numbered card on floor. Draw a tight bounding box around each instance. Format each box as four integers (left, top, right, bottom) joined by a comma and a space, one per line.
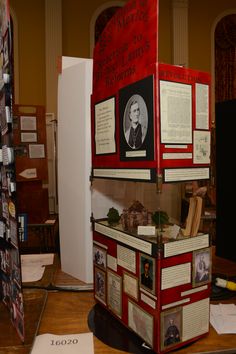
31, 333, 94, 354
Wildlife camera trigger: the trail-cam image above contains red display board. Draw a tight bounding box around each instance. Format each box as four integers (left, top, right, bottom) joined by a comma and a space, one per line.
91, 0, 211, 183
91, 1, 211, 353
93, 222, 211, 353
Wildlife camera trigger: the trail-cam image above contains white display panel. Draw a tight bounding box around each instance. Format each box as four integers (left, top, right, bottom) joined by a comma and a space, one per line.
57, 57, 93, 283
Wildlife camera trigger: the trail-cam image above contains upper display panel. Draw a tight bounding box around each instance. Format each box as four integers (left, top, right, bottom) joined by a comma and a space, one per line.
91, 0, 211, 183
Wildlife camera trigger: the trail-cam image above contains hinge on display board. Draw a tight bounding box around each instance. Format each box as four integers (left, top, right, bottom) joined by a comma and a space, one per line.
89, 168, 94, 184
90, 213, 95, 230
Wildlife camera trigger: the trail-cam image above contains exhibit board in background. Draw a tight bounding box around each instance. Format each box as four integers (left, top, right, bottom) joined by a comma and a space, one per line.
0, 0, 25, 341
57, 57, 93, 283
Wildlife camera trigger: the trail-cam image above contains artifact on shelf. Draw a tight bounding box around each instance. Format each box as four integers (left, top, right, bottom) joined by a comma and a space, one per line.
152, 210, 169, 230
120, 200, 152, 232
107, 207, 120, 226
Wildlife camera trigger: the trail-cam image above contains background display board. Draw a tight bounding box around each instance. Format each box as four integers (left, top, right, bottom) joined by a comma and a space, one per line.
0, 0, 25, 341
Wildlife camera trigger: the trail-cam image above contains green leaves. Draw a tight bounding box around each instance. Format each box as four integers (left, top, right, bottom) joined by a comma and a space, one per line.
107, 207, 120, 225
151, 210, 169, 226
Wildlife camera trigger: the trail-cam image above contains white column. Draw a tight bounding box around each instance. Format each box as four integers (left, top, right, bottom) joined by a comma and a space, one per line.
172, 0, 189, 67
45, 0, 62, 212
45, 0, 62, 115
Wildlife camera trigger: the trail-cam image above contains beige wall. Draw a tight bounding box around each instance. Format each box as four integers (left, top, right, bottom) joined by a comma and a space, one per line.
10, 0, 236, 106
10, 0, 45, 105
188, 0, 236, 72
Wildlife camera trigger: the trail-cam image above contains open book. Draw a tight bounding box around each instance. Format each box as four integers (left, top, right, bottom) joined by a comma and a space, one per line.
182, 196, 203, 237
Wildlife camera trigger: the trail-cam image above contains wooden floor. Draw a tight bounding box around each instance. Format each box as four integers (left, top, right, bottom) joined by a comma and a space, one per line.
1, 248, 236, 354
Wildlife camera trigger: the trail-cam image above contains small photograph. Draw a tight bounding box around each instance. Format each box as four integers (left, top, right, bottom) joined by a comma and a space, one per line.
193, 247, 211, 287
94, 266, 106, 305
139, 253, 155, 295
123, 94, 148, 150
93, 244, 107, 269
3, 30, 9, 68
128, 300, 154, 348
119, 75, 154, 161
161, 307, 182, 350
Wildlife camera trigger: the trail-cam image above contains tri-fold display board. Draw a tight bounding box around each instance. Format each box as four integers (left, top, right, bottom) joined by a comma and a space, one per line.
91, 0, 212, 353
91, 0, 211, 184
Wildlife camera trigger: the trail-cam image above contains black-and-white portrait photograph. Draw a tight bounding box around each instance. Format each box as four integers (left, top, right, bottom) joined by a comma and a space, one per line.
161, 307, 182, 350
93, 244, 107, 269
193, 247, 211, 286
123, 94, 148, 150
94, 267, 106, 305
119, 75, 154, 161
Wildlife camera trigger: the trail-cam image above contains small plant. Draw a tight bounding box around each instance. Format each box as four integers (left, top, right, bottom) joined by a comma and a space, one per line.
152, 210, 169, 227
107, 207, 120, 225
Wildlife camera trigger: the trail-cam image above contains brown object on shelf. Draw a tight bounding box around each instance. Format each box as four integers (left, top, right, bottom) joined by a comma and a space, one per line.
120, 200, 151, 232
182, 196, 203, 237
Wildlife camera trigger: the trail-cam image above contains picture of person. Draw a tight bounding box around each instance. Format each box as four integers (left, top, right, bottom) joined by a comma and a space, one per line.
123, 94, 148, 150
94, 267, 106, 304
193, 248, 211, 285
161, 308, 182, 350
140, 254, 155, 293
164, 317, 180, 346
93, 245, 106, 269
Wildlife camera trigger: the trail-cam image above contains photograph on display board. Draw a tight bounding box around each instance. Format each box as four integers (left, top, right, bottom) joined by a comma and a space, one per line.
94, 266, 106, 305
192, 247, 211, 287
0, 0, 9, 37
3, 29, 9, 68
128, 300, 154, 348
93, 244, 107, 270
139, 253, 155, 295
119, 75, 154, 161
161, 307, 182, 350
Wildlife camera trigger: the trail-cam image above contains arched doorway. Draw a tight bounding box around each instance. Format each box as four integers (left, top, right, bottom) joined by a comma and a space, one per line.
215, 14, 236, 103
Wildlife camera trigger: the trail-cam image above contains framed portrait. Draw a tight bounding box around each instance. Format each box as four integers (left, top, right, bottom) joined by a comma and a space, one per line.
93, 244, 107, 269
123, 271, 139, 300
107, 270, 122, 318
161, 307, 182, 350
192, 247, 211, 287
119, 75, 154, 161
94, 266, 106, 305
139, 253, 155, 295
128, 300, 154, 348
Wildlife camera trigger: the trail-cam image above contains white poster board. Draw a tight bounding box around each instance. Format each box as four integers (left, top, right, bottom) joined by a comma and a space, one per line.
57, 57, 93, 283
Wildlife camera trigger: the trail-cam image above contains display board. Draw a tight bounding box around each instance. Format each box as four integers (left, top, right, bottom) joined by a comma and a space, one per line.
91, 0, 211, 353
57, 57, 93, 283
91, 0, 211, 183
13, 104, 48, 182
0, 0, 25, 341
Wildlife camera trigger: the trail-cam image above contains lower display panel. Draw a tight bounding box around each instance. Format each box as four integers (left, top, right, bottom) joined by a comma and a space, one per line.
93, 224, 211, 353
